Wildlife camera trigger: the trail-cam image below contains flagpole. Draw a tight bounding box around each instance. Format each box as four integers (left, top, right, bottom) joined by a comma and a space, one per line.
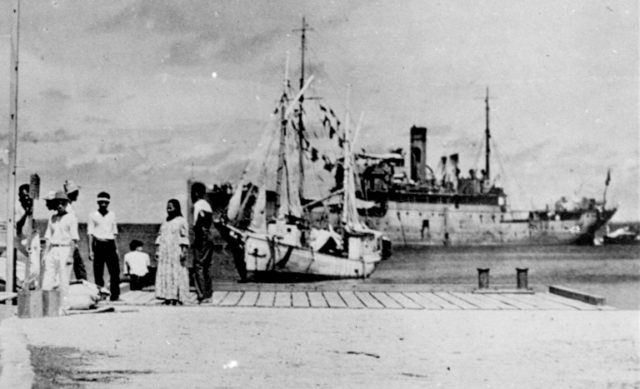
5, 0, 20, 302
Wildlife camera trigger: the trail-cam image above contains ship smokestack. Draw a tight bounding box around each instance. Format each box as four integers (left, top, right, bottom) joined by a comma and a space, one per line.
410, 126, 427, 183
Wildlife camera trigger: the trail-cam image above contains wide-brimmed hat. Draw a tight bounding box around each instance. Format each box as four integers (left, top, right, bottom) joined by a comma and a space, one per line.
53, 191, 69, 202
63, 180, 80, 194
43, 190, 56, 201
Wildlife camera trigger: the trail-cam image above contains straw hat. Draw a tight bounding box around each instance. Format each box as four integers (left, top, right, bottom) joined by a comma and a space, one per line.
43, 190, 56, 201
53, 191, 69, 201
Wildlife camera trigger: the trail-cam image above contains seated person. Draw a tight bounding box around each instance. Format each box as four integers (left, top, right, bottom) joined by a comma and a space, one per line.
124, 240, 151, 291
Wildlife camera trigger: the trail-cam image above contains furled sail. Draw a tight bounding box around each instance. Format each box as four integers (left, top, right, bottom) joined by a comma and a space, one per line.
249, 186, 267, 232
277, 128, 303, 219
226, 184, 243, 221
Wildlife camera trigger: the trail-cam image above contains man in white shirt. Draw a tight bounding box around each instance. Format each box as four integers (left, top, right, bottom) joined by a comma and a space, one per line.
42, 191, 79, 310
124, 240, 150, 290
191, 182, 214, 303
64, 180, 88, 281
87, 192, 120, 301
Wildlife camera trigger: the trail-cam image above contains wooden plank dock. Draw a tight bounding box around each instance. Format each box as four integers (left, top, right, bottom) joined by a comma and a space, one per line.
115, 288, 613, 311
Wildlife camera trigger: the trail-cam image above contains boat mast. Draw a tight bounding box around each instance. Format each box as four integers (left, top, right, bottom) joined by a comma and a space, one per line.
484, 87, 491, 182
5, 0, 20, 301
275, 54, 290, 213
341, 89, 351, 225
295, 17, 309, 202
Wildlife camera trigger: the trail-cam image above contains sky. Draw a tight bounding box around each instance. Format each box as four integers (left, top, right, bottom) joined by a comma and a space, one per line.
0, 0, 637, 223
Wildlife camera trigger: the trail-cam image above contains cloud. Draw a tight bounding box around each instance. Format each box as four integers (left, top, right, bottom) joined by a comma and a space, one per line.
163, 40, 206, 66
83, 116, 113, 125
89, 0, 190, 34
40, 88, 70, 101
82, 87, 109, 100
15, 128, 78, 144
216, 27, 285, 64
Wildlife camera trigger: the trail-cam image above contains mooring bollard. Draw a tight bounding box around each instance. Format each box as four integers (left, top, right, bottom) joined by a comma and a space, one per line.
477, 268, 490, 289
516, 268, 529, 289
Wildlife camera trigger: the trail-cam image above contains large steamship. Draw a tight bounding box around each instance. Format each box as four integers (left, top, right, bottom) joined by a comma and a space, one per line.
353, 91, 616, 246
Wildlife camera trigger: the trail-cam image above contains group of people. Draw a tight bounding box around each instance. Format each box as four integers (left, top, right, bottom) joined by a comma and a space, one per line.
35, 181, 121, 309
16, 179, 216, 310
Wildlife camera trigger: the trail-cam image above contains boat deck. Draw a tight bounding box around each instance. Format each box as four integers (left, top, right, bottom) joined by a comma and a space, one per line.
115, 285, 613, 311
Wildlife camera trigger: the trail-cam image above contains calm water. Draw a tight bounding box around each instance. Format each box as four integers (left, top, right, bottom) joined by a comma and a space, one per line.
369, 244, 640, 309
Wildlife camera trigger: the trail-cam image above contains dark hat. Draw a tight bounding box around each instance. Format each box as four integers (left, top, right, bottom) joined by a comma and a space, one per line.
97, 191, 111, 203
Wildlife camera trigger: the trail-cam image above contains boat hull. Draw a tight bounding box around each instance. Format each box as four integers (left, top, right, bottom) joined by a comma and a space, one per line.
353, 202, 616, 247
244, 234, 376, 278
217, 224, 380, 279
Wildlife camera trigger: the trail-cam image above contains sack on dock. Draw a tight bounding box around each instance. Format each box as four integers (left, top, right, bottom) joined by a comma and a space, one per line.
67, 280, 103, 310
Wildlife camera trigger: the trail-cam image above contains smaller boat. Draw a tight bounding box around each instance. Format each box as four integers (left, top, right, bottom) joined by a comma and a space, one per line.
216, 19, 387, 281
603, 226, 639, 245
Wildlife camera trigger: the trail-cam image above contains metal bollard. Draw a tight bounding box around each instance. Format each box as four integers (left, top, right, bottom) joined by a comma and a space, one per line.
516, 268, 529, 289
477, 268, 490, 289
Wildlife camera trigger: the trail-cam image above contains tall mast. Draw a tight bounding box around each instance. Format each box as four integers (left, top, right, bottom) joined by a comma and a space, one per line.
5, 0, 20, 301
341, 88, 351, 225
484, 87, 491, 182
275, 54, 290, 213
295, 17, 309, 201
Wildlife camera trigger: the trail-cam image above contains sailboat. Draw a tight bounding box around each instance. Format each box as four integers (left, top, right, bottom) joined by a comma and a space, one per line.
216, 20, 387, 280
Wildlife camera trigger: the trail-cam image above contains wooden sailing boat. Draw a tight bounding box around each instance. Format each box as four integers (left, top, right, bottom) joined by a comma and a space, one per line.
217, 19, 386, 279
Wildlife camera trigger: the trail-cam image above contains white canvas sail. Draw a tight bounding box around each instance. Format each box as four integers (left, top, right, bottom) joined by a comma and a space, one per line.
276, 122, 303, 219
226, 183, 243, 221
249, 186, 267, 232
341, 113, 368, 232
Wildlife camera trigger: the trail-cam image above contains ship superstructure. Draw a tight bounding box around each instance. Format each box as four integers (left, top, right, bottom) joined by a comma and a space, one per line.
354, 90, 616, 246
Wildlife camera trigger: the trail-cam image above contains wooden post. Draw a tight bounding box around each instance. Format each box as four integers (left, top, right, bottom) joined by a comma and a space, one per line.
477, 268, 490, 289
5, 0, 20, 304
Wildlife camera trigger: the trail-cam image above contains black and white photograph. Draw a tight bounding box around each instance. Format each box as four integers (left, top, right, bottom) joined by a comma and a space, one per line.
0, 0, 637, 387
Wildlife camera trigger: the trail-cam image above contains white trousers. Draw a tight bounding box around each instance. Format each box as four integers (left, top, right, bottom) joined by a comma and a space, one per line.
42, 246, 73, 307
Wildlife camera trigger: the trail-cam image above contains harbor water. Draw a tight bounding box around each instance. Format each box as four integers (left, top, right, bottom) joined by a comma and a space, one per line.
368, 244, 640, 309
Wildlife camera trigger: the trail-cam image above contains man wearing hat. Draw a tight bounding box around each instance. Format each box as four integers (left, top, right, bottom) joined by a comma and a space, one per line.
87, 191, 120, 301
63, 180, 88, 281
42, 191, 79, 310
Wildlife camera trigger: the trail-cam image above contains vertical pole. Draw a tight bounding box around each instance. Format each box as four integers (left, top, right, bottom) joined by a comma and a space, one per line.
275, 56, 289, 214
297, 17, 307, 202
341, 88, 351, 225
6, 0, 20, 302
485, 87, 491, 182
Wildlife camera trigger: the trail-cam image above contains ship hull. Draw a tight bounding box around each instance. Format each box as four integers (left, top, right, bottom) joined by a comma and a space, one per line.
356, 201, 616, 247
217, 223, 380, 279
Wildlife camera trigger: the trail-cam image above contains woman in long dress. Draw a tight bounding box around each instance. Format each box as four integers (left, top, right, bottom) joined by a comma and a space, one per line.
155, 199, 190, 305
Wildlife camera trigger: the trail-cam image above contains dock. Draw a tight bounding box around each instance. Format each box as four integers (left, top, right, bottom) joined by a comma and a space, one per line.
116, 283, 613, 311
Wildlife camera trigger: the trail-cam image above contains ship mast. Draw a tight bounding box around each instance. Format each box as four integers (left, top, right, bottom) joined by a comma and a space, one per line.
484, 87, 491, 182
274, 55, 290, 213
341, 87, 351, 225
295, 17, 310, 202
5, 0, 20, 302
